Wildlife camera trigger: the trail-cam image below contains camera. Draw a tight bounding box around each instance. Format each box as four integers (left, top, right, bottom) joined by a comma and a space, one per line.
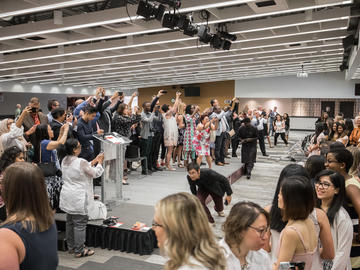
279, 262, 305, 270
161, 90, 167, 94
31, 107, 37, 113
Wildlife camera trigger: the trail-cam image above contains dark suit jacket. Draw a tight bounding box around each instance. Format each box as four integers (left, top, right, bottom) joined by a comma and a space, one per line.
187, 169, 233, 197
22, 112, 48, 146
50, 120, 74, 140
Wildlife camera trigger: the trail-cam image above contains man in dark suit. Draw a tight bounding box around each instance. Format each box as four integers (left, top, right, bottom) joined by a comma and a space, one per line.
187, 162, 232, 224
22, 97, 48, 147
50, 108, 74, 140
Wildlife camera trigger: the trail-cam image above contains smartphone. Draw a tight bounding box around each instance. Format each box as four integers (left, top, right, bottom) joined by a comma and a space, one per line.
161, 90, 167, 94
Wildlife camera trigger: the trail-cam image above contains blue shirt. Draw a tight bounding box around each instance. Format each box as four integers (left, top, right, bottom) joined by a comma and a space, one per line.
77, 117, 95, 148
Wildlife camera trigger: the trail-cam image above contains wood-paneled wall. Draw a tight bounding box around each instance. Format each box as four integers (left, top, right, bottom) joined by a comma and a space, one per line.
138, 81, 235, 111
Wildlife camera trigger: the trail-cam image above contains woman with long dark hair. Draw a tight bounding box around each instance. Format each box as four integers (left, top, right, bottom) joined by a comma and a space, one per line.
283, 113, 290, 142
305, 155, 326, 180
273, 176, 318, 270
0, 162, 58, 269
315, 170, 352, 269
273, 114, 288, 146
336, 122, 348, 146
308, 122, 327, 156
34, 123, 69, 209
325, 148, 360, 268
265, 164, 334, 269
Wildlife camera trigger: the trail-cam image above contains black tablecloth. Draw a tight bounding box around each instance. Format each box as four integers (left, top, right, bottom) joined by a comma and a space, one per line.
86, 224, 157, 255
56, 220, 157, 255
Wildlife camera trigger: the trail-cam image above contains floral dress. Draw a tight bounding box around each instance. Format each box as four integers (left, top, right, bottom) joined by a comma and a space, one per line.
183, 114, 196, 160
193, 128, 211, 156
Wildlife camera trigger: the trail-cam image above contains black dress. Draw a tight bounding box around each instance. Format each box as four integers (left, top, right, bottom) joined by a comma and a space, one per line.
238, 125, 258, 164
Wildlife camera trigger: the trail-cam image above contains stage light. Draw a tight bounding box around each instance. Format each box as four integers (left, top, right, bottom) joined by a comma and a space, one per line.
218, 31, 237, 41
136, 0, 165, 21
183, 24, 198, 37
162, 13, 179, 29
222, 40, 232, 50
156, 0, 182, 8
155, 4, 166, 21
177, 15, 190, 30
210, 34, 223, 49
197, 25, 212, 43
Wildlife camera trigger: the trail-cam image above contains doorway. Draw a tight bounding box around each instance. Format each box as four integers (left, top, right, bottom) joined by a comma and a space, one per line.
321, 101, 335, 118
339, 101, 355, 119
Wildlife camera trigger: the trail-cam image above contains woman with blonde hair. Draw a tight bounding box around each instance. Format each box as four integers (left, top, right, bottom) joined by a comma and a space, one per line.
347, 146, 360, 178
152, 192, 226, 270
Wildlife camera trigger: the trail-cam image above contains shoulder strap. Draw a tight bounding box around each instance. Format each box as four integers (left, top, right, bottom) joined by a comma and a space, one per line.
287, 226, 308, 252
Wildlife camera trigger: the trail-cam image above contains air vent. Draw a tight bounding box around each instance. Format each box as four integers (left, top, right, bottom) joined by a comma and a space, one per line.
140, 60, 150, 64
289, 43, 301, 47
27, 36, 46, 41
44, 71, 54, 74
255, 0, 276, 8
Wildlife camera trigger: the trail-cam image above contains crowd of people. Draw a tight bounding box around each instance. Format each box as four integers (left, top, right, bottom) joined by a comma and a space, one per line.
8, 87, 360, 270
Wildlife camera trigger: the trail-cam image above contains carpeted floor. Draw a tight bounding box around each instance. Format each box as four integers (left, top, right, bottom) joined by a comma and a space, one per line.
58, 256, 163, 270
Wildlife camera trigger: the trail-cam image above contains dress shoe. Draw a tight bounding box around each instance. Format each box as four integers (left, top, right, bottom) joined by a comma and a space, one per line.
224, 161, 230, 165
232, 154, 237, 158
263, 154, 269, 157
122, 181, 130, 185
153, 167, 163, 171
216, 162, 224, 166
246, 174, 251, 179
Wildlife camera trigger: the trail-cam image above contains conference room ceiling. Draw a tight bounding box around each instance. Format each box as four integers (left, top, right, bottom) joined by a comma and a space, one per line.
0, 0, 357, 89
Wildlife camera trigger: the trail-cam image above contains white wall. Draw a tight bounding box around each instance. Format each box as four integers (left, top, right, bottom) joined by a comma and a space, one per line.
235, 72, 360, 98
0, 82, 136, 115
238, 98, 292, 115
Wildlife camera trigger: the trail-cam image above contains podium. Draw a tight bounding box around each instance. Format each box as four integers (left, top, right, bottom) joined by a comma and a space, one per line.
94, 132, 131, 210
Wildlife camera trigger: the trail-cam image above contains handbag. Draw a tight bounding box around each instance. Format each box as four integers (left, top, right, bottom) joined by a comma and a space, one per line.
228, 129, 235, 137
38, 143, 57, 177
210, 130, 216, 143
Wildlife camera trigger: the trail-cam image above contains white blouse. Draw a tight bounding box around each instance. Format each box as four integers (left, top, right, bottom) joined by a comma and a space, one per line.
219, 238, 272, 270
330, 207, 353, 270
60, 156, 104, 217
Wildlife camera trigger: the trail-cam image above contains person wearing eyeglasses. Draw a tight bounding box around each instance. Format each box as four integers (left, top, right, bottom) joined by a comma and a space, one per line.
219, 201, 272, 270
314, 170, 352, 270
325, 148, 360, 269
273, 176, 318, 270
152, 192, 226, 270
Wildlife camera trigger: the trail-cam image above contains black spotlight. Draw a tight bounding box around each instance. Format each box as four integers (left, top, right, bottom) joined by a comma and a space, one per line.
219, 31, 237, 41
136, 0, 155, 20
210, 34, 223, 49
157, 0, 182, 8
162, 13, 179, 29
183, 24, 198, 37
155, 4, 166, 21
177, 15, 190, 30
222, 40, 232, 50
197, 25, 212, 43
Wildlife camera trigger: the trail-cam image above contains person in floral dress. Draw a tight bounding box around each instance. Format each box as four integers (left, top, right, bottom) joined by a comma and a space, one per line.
183, 104, 199, 166
193, 115, 215, 169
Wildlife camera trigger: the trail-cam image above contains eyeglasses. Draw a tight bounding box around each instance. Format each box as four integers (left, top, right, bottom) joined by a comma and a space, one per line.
315, 181, 333, 190
152, 221, 163, 228
249, 225, 269, 238
326, 159, 338, 164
